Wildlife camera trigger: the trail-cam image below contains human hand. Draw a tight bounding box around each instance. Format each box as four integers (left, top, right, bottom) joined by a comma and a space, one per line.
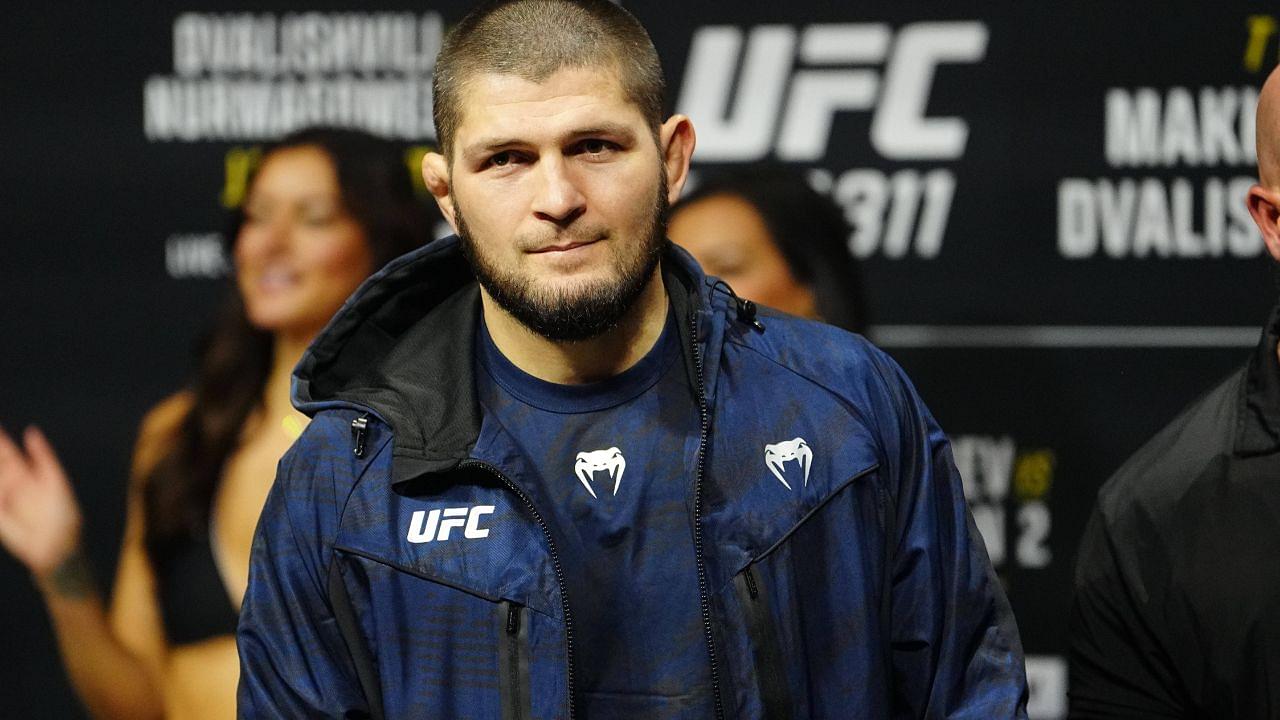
0, 426, 84, 583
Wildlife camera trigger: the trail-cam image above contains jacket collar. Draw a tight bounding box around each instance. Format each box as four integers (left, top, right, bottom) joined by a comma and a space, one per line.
1236, 300, 1280, 456
292, 235, 724, 489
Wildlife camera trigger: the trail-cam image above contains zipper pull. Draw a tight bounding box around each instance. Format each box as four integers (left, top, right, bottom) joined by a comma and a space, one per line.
506, 603, 520, 635
735, 297, 765, 332
351, 414, 369, 458
743, 566, 760, 600
712, 278, 765, 332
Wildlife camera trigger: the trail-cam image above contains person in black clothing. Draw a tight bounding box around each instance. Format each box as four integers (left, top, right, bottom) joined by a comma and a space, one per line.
1069, 67, 1280, 718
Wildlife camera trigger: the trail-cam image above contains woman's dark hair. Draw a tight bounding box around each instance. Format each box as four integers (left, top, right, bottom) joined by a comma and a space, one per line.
143, 127, 432, 566
673, 164, 868, 333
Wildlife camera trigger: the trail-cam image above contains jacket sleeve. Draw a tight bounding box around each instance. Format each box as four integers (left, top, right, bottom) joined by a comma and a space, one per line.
236, 438, 371, 718
1068, 507, 1185, 719
868, 349, 1029, 719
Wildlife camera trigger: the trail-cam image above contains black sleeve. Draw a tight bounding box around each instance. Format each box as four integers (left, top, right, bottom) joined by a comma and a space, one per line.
1068, 507, 1187, 719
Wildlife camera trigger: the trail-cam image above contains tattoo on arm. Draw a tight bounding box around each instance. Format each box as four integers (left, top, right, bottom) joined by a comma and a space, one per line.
45, 550, 96, 600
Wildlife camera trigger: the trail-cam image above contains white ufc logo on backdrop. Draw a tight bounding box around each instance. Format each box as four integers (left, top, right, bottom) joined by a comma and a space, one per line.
406, 506, 495, 543
676, 22, 988, 162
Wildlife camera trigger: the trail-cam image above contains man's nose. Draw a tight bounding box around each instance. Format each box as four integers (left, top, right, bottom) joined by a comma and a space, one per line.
531, 156, 586, 226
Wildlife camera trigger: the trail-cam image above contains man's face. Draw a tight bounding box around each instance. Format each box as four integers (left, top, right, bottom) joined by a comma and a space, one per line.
446, 66, 669, 341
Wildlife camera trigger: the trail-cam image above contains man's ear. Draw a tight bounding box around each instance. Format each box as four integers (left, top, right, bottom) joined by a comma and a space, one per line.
658, 115, 696, 205
422, 151, 459, 234
1247, 184, 1280, 262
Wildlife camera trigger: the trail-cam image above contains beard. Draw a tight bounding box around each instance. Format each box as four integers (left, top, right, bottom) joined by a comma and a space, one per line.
455, 178, 670, 342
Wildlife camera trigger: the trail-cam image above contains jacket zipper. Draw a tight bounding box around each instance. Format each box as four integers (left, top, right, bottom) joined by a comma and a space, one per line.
505, 603, 524, 720
461, 459, 577, 720
743, 566, 760, 599
736, 564, 793, 720
689, 306, 726, 720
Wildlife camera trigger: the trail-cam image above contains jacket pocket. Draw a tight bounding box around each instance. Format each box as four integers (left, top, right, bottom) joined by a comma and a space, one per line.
717, 465, 890, 719
498, 600, 532, 720
327, 561, 384, 720
732, 564, 794, 720
329, 547, 562, 719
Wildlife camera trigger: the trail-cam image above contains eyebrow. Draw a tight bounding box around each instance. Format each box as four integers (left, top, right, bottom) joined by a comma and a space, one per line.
564, 123, 637, 144
461, 123, 639, 160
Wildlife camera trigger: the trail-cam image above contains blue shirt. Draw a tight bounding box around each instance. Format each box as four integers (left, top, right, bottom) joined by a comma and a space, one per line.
475, 309, 713, 718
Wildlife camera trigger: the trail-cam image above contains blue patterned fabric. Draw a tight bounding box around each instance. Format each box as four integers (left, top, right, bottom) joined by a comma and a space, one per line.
474, 310, 712, 718
236, 236, 1029, 719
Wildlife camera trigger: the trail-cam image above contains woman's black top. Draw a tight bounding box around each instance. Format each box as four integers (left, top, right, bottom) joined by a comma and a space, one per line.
155, 530, 240, 645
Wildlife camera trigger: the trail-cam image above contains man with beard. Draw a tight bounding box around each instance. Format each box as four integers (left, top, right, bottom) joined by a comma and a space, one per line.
236, 2, 1028, 718
1069, 66, 1280, 719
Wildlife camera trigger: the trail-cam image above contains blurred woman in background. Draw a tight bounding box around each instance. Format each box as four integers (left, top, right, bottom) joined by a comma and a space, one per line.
0, 127, 429, 719
668, 164, 868, 333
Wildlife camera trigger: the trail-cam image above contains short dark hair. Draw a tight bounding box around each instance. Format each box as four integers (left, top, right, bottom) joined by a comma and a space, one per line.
432, 0, 665, 158
674, 165, 869, 333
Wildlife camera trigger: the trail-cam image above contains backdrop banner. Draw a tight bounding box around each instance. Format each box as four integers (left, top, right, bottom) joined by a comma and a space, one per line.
2, 3, 1274, 718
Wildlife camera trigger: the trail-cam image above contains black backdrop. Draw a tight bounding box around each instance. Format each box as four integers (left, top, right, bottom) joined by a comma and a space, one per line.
2, 3, 1275, 718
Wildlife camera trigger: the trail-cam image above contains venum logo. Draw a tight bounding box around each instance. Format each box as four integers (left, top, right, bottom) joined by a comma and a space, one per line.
675, 22, 988, 259
764, 437, 813, 490
406, 506, 495, 543
573, 447, 626, 499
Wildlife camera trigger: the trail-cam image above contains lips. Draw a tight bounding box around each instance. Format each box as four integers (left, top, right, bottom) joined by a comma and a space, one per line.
529, 238, 599, 254
256, 266, 301, 292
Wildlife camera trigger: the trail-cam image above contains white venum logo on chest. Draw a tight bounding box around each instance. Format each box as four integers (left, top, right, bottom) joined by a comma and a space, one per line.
764, 437, 812, 489
574, 447, 626, 498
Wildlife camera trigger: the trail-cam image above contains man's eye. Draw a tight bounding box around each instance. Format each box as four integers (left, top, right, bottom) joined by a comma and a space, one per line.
489, 151, 513, 167
582, 140, 610, 155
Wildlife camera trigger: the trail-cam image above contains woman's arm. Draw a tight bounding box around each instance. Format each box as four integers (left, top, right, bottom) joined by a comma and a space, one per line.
0, 396, 189, 719
40, 520, 166, 719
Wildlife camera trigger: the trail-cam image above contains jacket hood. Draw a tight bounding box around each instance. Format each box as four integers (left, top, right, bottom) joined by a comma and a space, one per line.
292, 234, 728, 487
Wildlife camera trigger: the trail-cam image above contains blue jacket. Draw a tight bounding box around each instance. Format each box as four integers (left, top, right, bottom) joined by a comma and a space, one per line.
237, 237, 1028, 719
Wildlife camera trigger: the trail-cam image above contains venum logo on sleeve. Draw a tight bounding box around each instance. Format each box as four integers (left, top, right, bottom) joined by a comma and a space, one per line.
573, 447, 626, 499
764, 437, 813, 490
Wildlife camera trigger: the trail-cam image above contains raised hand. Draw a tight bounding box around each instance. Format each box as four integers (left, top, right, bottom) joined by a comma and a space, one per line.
0, 426, 84, 582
